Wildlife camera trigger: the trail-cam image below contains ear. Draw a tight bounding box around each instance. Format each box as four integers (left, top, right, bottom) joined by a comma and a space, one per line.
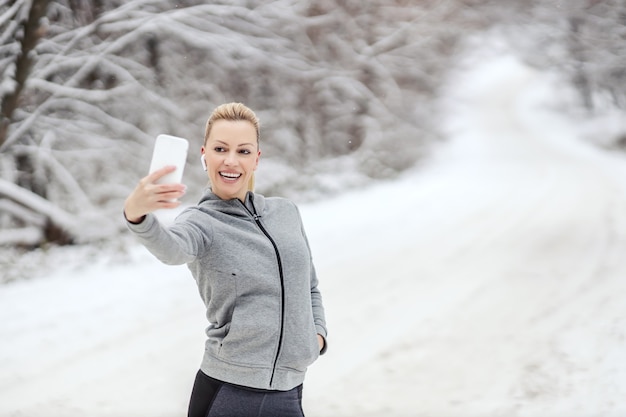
200, 147, 207, 171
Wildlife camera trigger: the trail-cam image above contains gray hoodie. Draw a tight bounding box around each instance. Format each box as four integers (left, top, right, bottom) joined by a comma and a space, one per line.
126, 190, 327, 391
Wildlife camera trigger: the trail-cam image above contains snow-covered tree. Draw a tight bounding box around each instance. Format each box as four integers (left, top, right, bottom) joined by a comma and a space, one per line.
4, 0, 621, 248
1, 0, 476, 247
495, 0, 626, 112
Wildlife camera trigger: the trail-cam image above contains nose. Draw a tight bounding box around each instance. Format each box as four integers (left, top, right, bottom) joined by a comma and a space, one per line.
224, 151, 238, 166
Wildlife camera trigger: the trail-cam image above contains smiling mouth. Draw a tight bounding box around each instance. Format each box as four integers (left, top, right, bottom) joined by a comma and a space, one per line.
219, 171, 242, 180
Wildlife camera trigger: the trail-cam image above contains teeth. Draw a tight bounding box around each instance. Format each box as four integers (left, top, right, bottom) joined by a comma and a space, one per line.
220, 172, 241, 179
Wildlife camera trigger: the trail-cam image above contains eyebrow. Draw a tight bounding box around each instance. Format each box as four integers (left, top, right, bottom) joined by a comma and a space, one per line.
214, 140, 255, 147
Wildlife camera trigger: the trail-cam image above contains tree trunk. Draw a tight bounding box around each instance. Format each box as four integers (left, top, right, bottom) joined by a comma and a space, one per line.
0, 0, 50, 148
568, 15, 594, 111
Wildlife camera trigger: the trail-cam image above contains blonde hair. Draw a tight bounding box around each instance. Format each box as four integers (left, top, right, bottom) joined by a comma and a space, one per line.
204, 102, 260, 192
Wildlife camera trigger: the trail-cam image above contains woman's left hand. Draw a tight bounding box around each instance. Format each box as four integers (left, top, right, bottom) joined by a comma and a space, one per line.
317, 334, 325, 352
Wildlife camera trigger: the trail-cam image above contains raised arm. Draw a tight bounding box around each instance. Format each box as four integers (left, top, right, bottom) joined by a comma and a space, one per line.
124, 166, 205, 266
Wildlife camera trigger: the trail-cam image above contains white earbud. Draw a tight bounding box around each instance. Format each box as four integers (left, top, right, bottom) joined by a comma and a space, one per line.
200, 155, 207, 171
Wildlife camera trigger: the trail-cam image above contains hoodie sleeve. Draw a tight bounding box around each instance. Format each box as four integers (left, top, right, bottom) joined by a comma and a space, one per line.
126, 209, 211, 265
294, 204, 328, 349
309, 262, 328, 353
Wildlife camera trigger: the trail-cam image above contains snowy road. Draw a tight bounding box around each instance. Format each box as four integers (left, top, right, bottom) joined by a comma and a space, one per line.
2, 56, 626, 417
302, 57, 626, 417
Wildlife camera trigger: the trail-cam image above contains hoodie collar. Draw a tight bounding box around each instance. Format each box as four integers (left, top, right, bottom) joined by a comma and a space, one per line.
198, 188, 266, 218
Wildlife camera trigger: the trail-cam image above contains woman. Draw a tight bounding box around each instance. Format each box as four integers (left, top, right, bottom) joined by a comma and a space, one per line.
124, 102, 327, 417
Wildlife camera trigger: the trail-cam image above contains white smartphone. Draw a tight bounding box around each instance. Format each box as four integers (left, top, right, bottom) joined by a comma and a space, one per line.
148, 134, 189, 184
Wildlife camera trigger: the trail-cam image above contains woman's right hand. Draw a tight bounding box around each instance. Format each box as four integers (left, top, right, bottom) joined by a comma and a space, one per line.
123, 166, 187, 223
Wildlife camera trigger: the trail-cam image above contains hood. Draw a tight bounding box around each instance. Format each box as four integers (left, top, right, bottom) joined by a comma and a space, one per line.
197, 188, 266, 218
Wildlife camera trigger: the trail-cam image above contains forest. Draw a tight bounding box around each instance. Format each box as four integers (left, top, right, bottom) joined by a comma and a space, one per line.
1, 0, 625, 247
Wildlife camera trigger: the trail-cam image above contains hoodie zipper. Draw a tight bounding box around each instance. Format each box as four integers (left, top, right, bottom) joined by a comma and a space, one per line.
238, 198, 286, 388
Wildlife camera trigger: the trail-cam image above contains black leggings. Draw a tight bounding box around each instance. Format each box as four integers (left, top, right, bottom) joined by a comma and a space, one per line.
188, 370, 305, 417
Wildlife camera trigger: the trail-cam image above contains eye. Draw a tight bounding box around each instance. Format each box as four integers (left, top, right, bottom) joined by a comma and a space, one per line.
238, 149, 252, 155
213, 146, 226, 152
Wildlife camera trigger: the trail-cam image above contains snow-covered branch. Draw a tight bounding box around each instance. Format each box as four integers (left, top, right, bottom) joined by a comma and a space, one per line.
0, 178, 118, 244
1, 0, 623, 248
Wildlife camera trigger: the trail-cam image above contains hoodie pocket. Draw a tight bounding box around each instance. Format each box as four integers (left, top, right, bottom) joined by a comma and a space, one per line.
205, 270, 238, 345
216, 270, 282, 367
278, 317, 320, 372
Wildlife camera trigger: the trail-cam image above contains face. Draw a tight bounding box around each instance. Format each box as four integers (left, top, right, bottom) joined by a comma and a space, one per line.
201, 120, 260, 202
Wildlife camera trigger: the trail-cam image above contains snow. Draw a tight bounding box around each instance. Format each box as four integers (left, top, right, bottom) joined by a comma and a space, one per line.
2, 53, 626, 417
